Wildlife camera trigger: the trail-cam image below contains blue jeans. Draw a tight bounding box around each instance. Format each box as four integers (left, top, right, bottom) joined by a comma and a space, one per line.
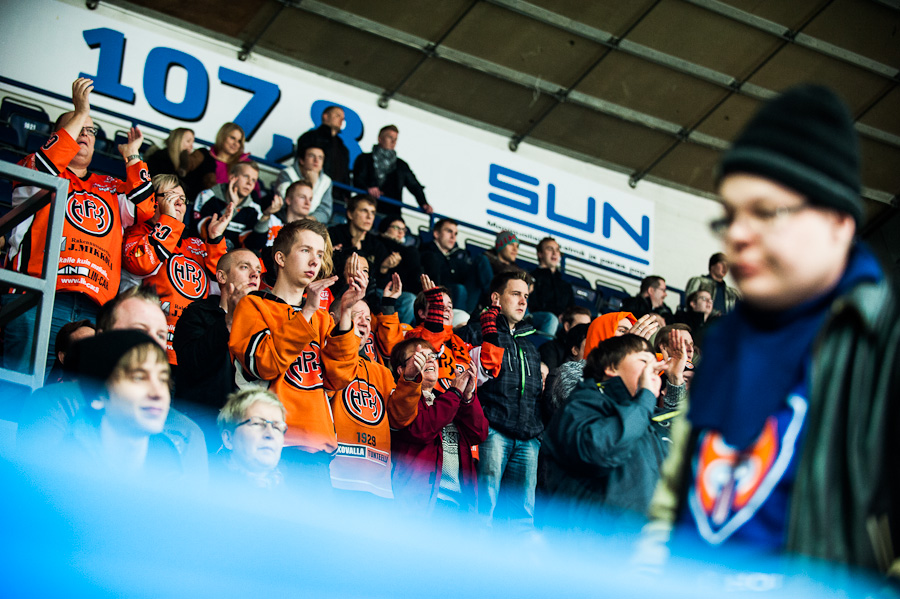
477, 426, 540, 528
2, 292, 99, 376
395, 291, 416, 326
530, 311, 559, 337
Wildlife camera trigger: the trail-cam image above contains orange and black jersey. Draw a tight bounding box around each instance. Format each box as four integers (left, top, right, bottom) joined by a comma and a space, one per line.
123, 214, 226, 364
329, 354, 421, 498
7, 129, 154, 305
229, 290, 359, 452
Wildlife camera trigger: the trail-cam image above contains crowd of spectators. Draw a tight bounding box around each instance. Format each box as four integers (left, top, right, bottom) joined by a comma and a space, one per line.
1, 77, 898, 586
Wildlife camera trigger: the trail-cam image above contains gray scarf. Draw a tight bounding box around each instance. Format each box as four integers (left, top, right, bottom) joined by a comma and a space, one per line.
372, 144, 397, 186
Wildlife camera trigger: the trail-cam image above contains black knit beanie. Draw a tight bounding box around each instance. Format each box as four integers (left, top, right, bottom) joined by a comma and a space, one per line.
68, 330, 162, 397
717, 85, 862, 225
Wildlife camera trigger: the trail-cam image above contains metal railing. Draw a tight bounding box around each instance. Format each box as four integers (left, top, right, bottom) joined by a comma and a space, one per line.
0, 160, 69, 390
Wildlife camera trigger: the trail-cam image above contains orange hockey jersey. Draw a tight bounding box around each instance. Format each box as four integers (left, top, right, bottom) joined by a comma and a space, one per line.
229, 291, 359, 452
122, 214, 226, 364
329, 356, 421, 498
8, 129, 155, 305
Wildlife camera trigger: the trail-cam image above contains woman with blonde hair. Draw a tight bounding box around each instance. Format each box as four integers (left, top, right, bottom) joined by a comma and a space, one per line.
186, 122, 254, 195
145, 127, 195, 177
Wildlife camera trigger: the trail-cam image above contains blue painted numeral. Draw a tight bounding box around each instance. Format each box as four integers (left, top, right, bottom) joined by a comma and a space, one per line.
143, 47, 209, 121
218, 67, 281, 141
79, 28, 136, 103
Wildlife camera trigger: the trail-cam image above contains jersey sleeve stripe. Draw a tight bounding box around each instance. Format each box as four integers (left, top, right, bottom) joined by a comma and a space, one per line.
127, 180, 153, 204
246, 329, 271, 380
149, 236, 172, 262
34, 150, 60, 176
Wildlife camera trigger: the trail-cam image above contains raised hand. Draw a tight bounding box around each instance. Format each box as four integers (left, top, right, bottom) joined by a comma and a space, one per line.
207, 202, 235, 239
264, 193, 284, 217
639, 359, 666, 398
480, 305, 500, 338
223, 280, 255, 331
72, 77, 93, 115
343, 252, 359, 284
662, 329, 691, 386
119, 126, 144, 164
628, 313, 660, 340
380, 252, 402, 273
301, 275, 338, 322
383, 272, 402, 299
402, 348, 428, 382
420, 273, 436, 293
156, 188, 185, 221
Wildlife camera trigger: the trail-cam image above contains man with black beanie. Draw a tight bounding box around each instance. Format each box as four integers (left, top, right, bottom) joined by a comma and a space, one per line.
655, 85, 900, 574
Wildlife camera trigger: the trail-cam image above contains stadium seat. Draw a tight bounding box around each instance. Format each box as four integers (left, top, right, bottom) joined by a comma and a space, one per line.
0, 124, 21, 150
24, 132, 49, 154
0, 97, 49, 127
8, 113, 50, 148
90, 152, 125, 180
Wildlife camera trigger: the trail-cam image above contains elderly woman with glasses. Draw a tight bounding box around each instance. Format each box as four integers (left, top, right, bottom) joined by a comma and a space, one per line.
216, 389, 287, 488
389, 337, 488, 515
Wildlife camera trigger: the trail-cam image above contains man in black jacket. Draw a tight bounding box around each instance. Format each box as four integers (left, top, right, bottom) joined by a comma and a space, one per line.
656, 85, 900, 573
459, 271, 542, 528
352, 125, 432, 217
173, 248, 261, 450
420, 218, 477, 313
529, 237, 575, 336
296, 106, 350, 201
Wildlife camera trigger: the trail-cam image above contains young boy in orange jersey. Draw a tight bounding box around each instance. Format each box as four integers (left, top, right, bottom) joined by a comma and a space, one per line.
327, 297, 421, 498
123, 174, 234, 365
4, 77, 154, 373
228, 219, 367, 485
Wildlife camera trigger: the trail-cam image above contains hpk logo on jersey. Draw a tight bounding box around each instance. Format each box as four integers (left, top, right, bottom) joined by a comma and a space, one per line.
343, 379, 385, 426
66, 192, 113, 237
167, 255, 208, 299
284, 342, 324, 391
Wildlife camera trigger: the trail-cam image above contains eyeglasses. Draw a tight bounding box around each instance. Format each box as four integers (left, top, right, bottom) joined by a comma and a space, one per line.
389, 225, 407, 233
80, 126, 99, 137
709, 204, 809, 238
235, 417, 287, 435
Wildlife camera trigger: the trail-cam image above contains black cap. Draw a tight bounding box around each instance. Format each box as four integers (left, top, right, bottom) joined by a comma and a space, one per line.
68, 330, 161, 396
717, 85, 862, 225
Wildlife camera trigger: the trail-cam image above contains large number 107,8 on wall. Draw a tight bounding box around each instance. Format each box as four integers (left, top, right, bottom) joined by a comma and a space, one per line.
78, 27, 280, 140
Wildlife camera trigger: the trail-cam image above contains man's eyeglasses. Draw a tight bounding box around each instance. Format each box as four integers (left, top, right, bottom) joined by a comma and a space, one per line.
235, 416, 287, 435
389, 225, 407, 233
709, 204, 809, 238
80, 126, 99, 137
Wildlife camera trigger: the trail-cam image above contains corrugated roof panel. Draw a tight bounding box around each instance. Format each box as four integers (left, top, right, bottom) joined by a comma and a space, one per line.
575, 51, 730, 128
530, 103, 675, 171
261, 9, 423, 90
442, 2, 607, 88
625, 0, 784, 79
400, 58, 556, 133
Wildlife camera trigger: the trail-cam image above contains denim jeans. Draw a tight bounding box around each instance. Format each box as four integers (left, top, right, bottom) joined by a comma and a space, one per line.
477, 426, 540, 528
395, 291, 416, 326
2, 292, 99, 376
530, 311, 559, 337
